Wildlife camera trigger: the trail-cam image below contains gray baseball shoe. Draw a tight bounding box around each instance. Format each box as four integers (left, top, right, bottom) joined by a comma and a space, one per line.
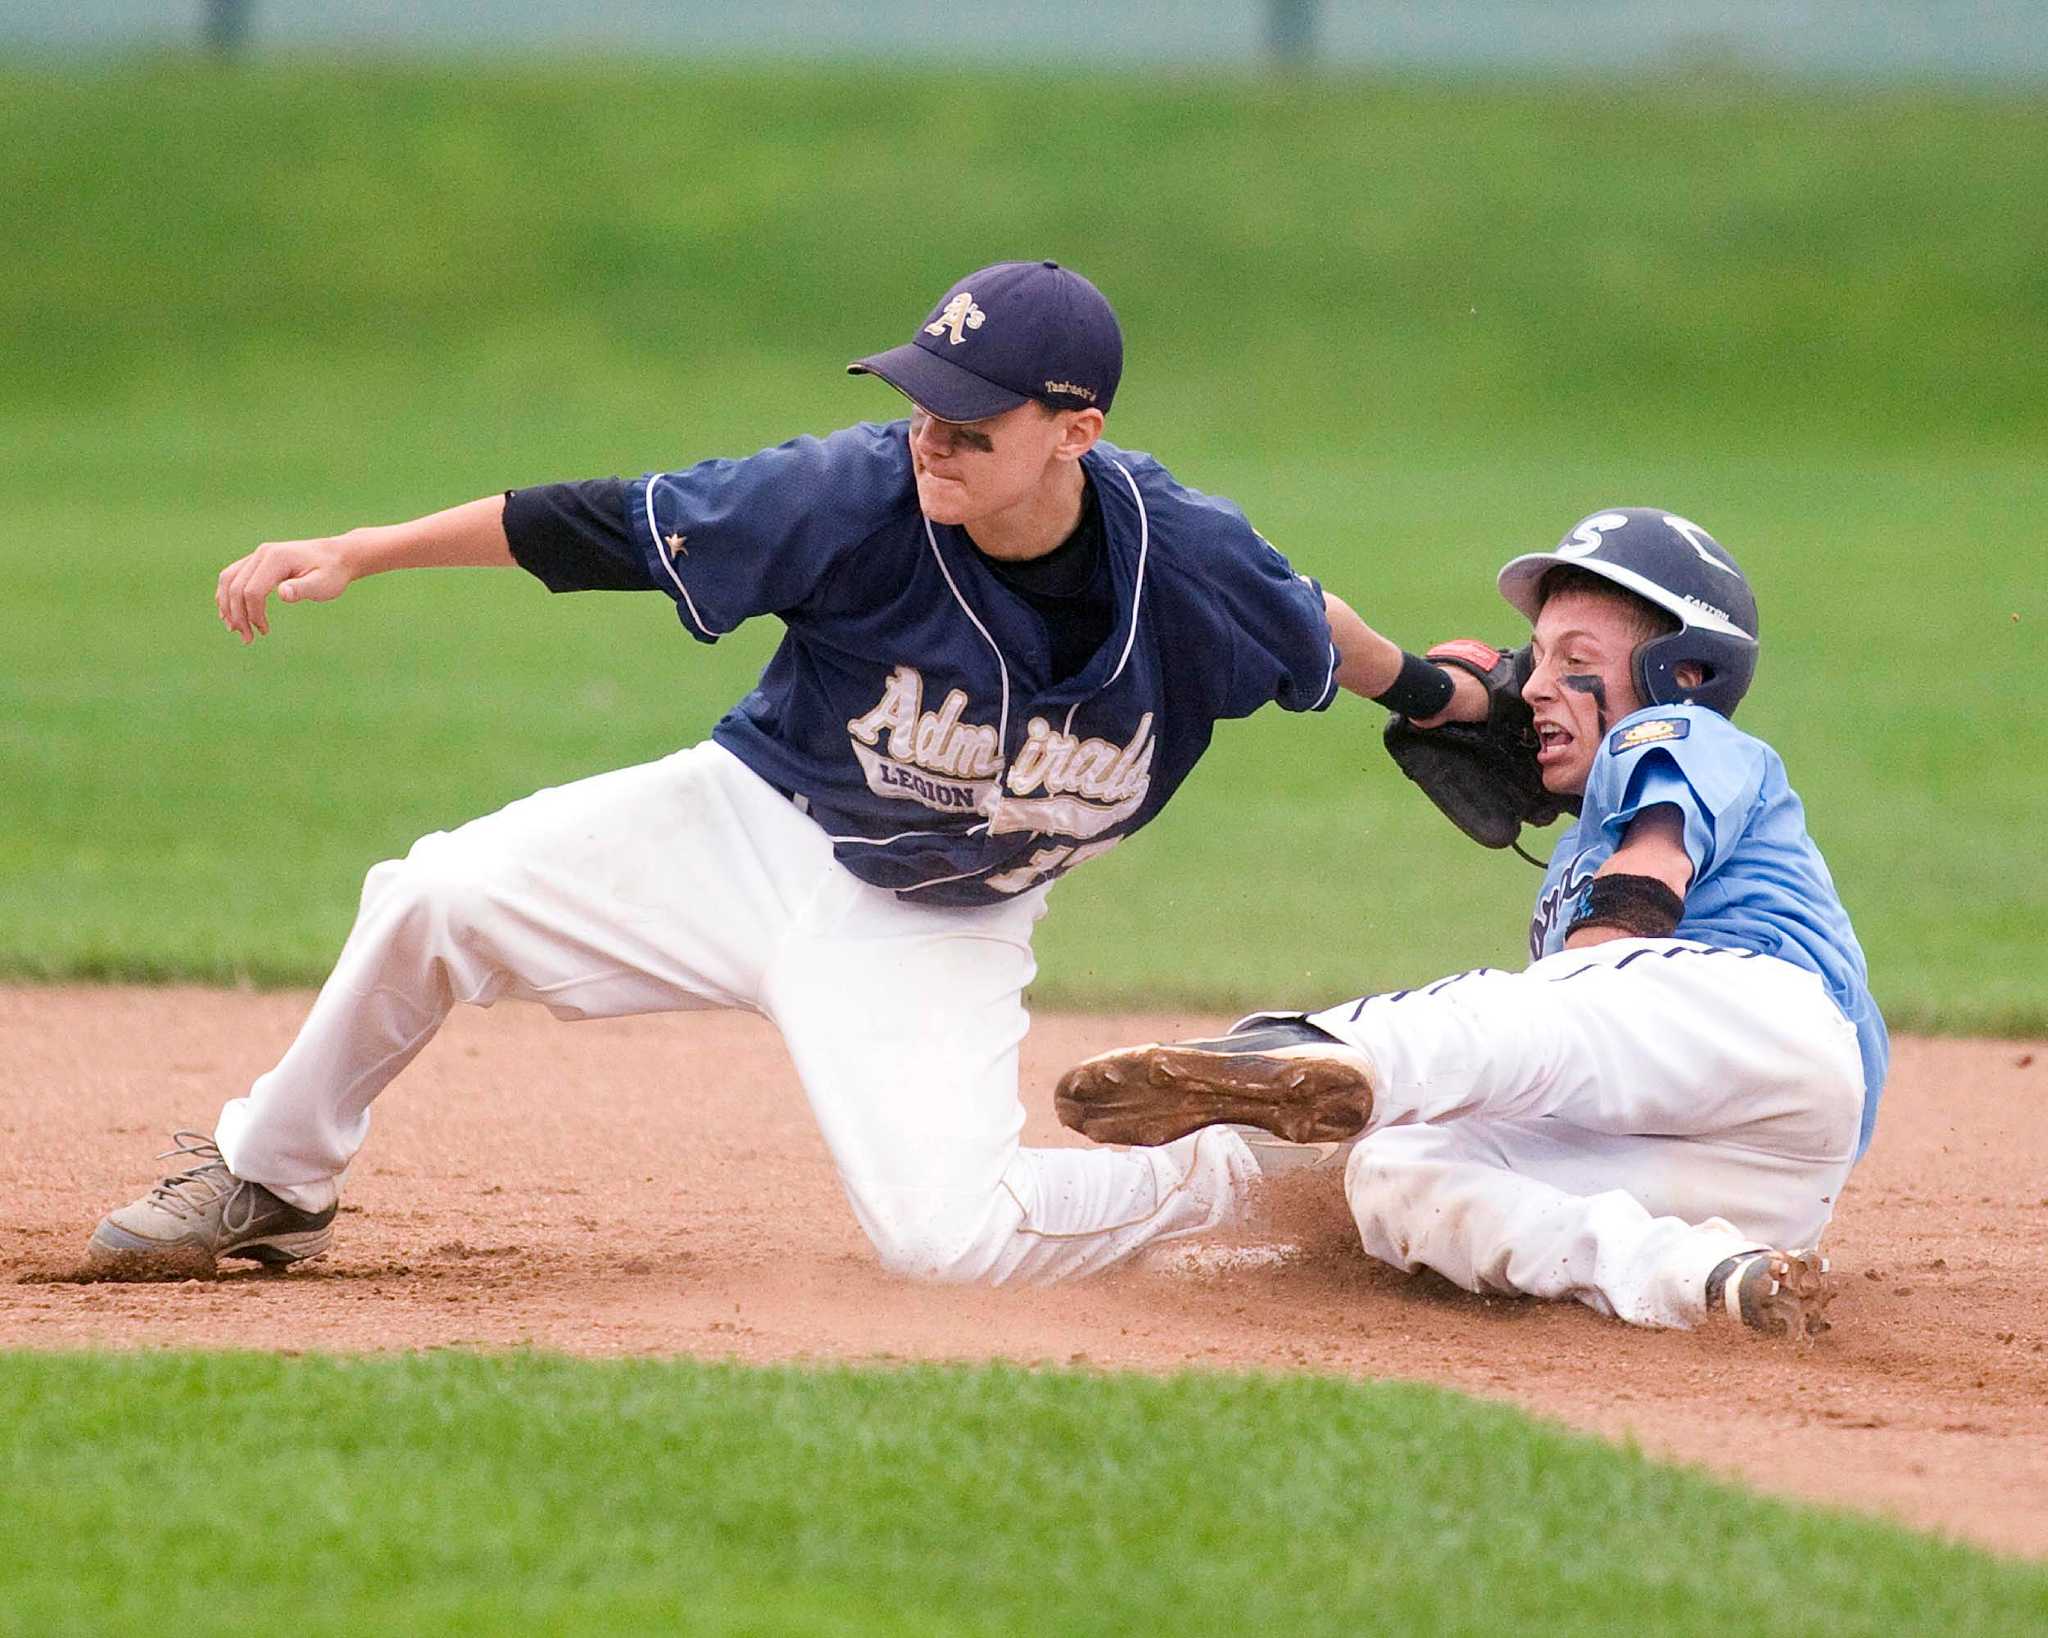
88, 1131, 337, 1273
1055, 1016, 1375, 1148
1707, 1248, 1834, 1339
1225, 1125, 1360, 1176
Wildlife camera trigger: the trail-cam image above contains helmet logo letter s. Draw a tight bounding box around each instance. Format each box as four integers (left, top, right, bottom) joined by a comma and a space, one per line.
1554, 512, 1629, 560
1663, 514, 1741, 578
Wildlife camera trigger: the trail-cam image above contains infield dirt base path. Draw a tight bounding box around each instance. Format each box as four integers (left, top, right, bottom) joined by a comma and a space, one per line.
4, 986, 2044, 1558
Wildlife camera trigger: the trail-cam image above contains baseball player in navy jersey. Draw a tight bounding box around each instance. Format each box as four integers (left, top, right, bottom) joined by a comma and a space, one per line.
1058, 510, 1888, 1335
90, 260, 1475, 1284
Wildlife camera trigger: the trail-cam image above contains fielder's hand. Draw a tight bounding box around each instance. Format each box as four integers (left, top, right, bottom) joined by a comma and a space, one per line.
216, 538, 355, 643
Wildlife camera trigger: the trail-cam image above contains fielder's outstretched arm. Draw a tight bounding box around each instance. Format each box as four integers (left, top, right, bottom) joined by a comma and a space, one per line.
1322, 590, 1489, 727
216, 495, 514, 644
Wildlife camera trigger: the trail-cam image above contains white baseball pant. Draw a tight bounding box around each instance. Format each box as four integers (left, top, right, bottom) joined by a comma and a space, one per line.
1305, 941, 1865, 1328
214, 741, 1254, 1283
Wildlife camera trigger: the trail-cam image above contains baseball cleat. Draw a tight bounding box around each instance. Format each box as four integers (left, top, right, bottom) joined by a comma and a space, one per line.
1055, 1017, 1374, 1148
88, 1131, 337, 1274
1706, 1248, 1834, 1339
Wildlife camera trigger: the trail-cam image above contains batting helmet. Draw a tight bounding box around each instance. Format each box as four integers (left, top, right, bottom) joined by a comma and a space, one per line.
1496, 508, 1760, 718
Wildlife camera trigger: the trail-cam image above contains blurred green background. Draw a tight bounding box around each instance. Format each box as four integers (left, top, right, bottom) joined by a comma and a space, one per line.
2, 61, 2042, 1030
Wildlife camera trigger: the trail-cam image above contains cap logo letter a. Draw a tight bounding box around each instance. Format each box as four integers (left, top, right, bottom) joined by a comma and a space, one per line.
924, 292, 986, 346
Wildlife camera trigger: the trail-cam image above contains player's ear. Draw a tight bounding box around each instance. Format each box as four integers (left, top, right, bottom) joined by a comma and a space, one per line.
1053, 407, 1104, 462
1674, 661, 1705, 690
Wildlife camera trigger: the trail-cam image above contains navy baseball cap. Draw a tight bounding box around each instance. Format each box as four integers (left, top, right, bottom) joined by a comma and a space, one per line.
848, 260, 1123, 422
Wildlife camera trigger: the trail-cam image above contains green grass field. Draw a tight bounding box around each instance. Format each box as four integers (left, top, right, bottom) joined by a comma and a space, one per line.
2, 1352, 2043, 1636
3, 59, 2046, 1630
1, 59, 2042, 1028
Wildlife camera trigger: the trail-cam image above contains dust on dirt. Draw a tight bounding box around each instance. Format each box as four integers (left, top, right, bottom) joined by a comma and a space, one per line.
3, 986, 2043, 1557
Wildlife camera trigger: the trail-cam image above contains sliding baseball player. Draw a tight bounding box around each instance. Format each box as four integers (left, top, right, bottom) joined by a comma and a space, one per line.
1058, 509, 1888, 1335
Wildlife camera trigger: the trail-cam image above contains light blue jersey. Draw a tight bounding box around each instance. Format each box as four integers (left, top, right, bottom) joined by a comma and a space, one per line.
1528, 703, 1888, 1156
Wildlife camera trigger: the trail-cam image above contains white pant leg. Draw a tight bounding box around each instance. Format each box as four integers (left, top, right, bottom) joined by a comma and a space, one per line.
1310, 941, 1863, 1160
1347, 1123, 1778, 1328
217, 740, 1255, 1277
215, 742, 804, 1209
1310, 940, 1864, 1327
1448, 1108, 1848, 1253
765, 867, 1254, 1285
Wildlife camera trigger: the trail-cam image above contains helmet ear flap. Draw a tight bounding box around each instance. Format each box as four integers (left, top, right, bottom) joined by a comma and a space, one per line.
1632, 641, 1662, 712
1634, 637, 1692, 711
1633, 629, 1757, 718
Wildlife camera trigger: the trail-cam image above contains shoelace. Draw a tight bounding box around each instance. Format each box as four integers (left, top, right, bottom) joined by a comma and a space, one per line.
142, 1130, 236, 1217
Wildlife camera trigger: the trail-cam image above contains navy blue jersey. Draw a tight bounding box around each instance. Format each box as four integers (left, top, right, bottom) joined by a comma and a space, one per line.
1530, 704, 1889, 1155
536, 421, 1336, 906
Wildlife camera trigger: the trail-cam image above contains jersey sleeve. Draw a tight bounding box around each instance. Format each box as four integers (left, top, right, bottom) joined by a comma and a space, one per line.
1210, 528, 1340, 718
622, 422, 908, 645
1585, 707, 1769, 885
503, 478, 653, 592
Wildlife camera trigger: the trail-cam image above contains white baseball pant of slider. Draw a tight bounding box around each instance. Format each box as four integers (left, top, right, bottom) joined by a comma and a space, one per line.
1306, 942, 1865, 1328
213, 741, 1254, 1283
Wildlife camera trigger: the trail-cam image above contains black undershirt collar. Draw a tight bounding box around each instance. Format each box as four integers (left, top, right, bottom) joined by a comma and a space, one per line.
966, 476, 1102, 598
964, 477, 1112, 682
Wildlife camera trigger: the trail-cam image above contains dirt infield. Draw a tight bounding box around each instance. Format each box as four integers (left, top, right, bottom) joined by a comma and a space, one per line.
3, 986, 2043, 1557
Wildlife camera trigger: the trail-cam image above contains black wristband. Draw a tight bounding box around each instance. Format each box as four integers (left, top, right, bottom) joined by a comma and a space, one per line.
1371, 651, 1457, 719
1566, 873, 1685, 941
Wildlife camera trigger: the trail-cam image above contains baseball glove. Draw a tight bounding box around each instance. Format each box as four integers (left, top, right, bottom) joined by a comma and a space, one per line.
1382, 639, 1569, 854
